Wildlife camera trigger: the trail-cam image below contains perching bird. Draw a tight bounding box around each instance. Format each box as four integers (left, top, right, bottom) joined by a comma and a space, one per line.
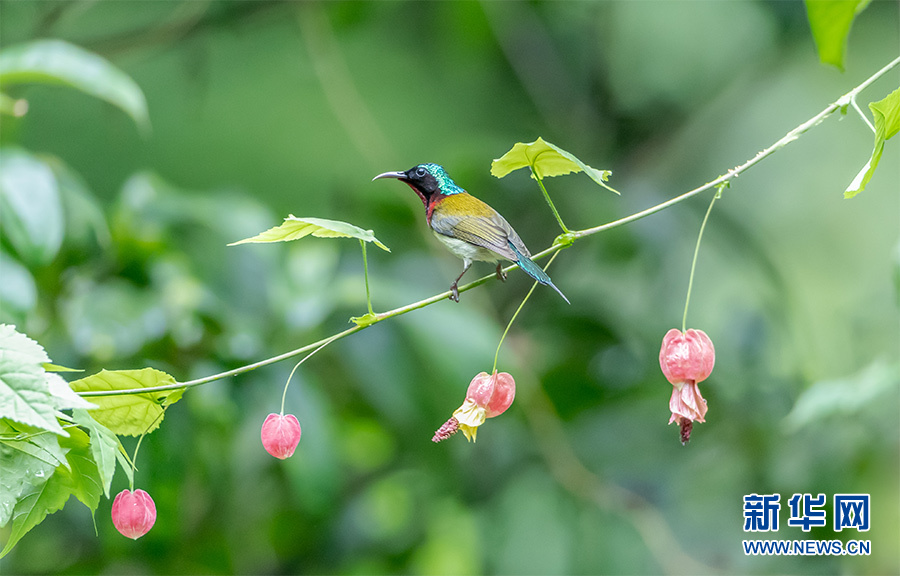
373, 163, 569, 304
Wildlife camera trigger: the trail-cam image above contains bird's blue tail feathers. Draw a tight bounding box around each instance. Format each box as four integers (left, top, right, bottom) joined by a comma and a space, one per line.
508, 242, 570, 304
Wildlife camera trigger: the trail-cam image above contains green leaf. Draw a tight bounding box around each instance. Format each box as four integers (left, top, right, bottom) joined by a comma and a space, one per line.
0, 444, 76, 558
0, 39, 149, 131
42, 363, 83, 373
491, 137, 619, 194
0, 325, 66, 436
0, 420, 65, 528
0, 420, 67, 471
0, 148, 64, 266
804, 0, 870, 70
46, 373, 96, 411
845, 87, 900, 198
69, 368, 182, 436
56, 427, 101, 512
72, 409, 120, 498
0, 427, 93, 558
228, 215, 391, 252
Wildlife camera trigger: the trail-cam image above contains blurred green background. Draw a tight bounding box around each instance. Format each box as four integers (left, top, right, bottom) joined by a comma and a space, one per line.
1, 1, 898, 574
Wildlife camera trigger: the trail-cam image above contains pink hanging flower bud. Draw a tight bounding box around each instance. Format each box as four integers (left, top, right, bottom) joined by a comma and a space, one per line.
659, 329, 715, 444
434, 371, 516, 443
261, 413, 302, 459
111, 488, 156, 540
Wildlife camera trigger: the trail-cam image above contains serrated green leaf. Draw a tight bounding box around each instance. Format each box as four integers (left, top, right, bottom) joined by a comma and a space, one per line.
491, 137, 618, 194
0, 148, 64, 266
0, 39, 149, 131
72, 409, 119, 498
0, 325, 66, 436
804, 0, 870, 70
228, 215, 391, 252
0, 324, 48, 364
0, 420, 65, 528
845, 87, 900, 198
69, 368, 181, 436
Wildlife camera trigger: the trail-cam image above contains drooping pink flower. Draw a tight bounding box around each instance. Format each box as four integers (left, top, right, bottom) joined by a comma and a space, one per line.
111, 488, 156, 539
659, 329, 715, 444
261, 413, 302, 459
659, 328, 715, 384
433, 371, 516, 443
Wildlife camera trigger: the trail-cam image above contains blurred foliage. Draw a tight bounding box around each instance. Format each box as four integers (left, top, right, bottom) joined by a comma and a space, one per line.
804, 0, 871, 70
0, 1, 898, 574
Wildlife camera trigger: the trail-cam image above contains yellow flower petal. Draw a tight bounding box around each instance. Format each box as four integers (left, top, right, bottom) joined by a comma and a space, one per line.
453, 399, 486, 442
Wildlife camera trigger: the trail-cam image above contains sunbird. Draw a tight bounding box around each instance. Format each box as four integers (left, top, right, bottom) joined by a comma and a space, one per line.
373, 163, 569, 304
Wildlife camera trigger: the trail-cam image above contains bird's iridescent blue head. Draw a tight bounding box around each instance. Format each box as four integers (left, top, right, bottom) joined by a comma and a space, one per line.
372, 163, 465, 206
414, 163, 465, 196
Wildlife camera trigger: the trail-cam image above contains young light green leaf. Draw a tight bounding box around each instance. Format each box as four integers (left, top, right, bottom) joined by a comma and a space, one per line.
845, 86, 900, 198
0, 39, 149, 132
0, 149, 64, 266
69, 368, 182, 436
72, 410, 119, 498
804, 0, 870, 70
0, 325, 66, 436
228, 215, 391, 252
491, 137, 619, 194
42, 363, 84, 373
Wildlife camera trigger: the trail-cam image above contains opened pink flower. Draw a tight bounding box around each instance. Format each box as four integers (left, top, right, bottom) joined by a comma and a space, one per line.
433, 371, 516, 443
659, 328, 715, 444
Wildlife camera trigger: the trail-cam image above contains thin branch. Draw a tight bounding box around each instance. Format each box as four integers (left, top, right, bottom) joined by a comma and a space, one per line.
573, 54, 900, 239
76, 55, 900, 398
851, 95, 876, 134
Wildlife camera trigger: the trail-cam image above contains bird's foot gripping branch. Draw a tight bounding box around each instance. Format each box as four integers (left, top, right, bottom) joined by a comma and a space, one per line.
2, 54, 900, 559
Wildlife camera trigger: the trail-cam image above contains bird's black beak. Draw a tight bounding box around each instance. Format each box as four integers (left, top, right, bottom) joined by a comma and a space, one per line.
372, 170, 407, 182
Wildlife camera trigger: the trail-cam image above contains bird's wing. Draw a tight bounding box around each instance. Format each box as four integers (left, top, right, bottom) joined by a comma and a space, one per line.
504, 226, 532, 259
430, 212, 520, 261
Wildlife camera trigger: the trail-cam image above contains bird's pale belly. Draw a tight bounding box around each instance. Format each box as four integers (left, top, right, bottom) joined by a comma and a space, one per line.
432, 231, 500, 265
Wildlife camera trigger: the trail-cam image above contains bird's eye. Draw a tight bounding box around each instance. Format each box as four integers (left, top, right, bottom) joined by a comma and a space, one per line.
415, 167, 427, 177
